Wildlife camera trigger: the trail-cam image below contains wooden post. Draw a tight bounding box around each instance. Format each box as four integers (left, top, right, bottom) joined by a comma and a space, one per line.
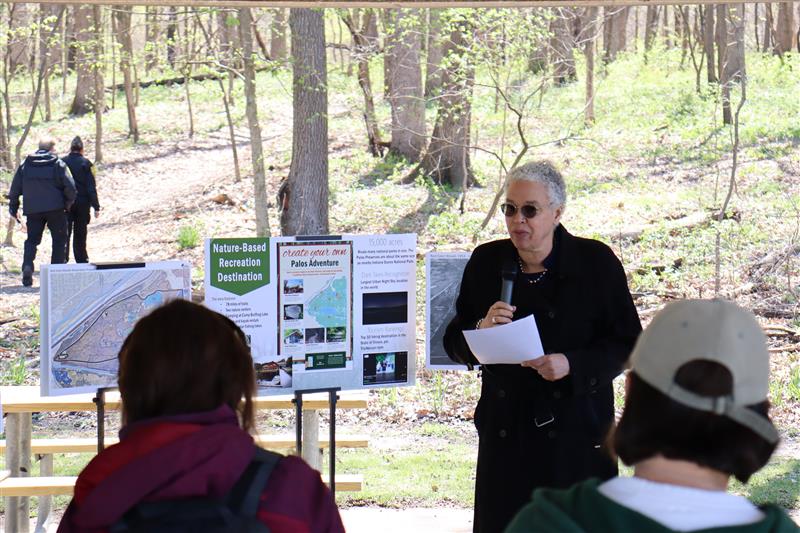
3, 217, 15, 247
301, 410, 322, 471
34, 454, 54, 533
5, 412, 32, 533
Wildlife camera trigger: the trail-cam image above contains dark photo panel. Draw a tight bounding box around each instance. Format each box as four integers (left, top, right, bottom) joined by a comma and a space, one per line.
363, 352, 408, 385
362, 291, 408, 325
305, 327, 325, 344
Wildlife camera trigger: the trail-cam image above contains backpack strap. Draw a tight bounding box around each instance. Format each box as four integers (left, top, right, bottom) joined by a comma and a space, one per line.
226, 447, 282, 518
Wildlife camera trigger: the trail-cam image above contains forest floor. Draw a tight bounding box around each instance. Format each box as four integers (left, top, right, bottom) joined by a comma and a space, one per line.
1, 48, 800, 528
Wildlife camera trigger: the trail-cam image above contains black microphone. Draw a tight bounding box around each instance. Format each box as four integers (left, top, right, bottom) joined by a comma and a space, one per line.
500, 258, 519, 304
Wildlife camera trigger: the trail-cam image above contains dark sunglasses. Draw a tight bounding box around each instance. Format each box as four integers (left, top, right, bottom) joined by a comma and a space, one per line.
500, 203, 540, 219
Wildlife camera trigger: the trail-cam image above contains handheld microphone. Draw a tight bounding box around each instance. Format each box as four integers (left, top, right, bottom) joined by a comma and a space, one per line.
500, 259, 518, 304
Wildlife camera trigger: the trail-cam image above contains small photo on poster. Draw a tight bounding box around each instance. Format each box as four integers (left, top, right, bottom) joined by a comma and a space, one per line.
283, 328, 304, 345
255, 357, 292, 388
363, 352, 408, 385
362, 291, 408, 325
284, 279, 303, 294
283, 304, 303, 320
306, 351, 347, 371
326, 326, 346, 342
305, 327, 325, 344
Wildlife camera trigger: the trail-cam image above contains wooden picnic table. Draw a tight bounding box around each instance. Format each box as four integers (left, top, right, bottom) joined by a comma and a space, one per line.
1, 385, 368, 533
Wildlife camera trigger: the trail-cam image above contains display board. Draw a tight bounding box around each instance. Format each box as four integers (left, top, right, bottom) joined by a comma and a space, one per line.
425, 252, 472, 370
40, 262, 192, 395
205, 234, 417, 394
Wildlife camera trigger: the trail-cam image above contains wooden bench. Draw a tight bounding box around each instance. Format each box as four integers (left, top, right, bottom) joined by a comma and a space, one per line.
1, 386, 369, 533
0, 435, 370, 454
0, 473, 365, 497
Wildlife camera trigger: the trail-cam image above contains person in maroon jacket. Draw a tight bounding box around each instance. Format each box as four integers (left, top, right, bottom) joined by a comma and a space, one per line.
58, 299, 345, 533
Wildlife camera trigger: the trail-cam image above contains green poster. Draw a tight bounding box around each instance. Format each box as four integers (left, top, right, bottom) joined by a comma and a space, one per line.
209, 238, 270, 296
306, 351, 347, 370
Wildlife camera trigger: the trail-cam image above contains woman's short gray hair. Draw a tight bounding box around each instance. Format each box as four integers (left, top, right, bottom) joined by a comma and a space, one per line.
504, 161, 567, 208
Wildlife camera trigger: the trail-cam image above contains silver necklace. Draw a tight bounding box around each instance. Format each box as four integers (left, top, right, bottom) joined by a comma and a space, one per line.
518, 257, 548, 285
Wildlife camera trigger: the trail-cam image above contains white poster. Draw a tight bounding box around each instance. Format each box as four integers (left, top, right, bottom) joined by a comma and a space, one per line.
204, 238, 283, 389
40, 261, 192, 395
277, 240, 353, 377
206, 234, 417, 394
351, 234, 417, 388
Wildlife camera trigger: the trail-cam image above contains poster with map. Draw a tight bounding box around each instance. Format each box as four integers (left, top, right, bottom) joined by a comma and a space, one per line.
277, 241, 353, 378
40, 262, 191, 395
205, 234, 416, 394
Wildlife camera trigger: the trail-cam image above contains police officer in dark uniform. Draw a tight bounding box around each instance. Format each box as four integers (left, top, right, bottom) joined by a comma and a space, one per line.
62, 136, 100, 263
8, 137, 76, 286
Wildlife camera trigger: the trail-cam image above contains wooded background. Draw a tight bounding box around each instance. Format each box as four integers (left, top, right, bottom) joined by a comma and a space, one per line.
1, 3, 799, 238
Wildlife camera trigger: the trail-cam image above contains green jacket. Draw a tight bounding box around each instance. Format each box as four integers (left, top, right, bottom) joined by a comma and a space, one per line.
506, 479, 799, 533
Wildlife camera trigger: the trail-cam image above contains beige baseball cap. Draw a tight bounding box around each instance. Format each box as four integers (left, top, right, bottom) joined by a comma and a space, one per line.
630, 299, 779, 444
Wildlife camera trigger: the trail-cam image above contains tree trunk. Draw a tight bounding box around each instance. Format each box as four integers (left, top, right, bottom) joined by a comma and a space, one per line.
763, 3, 774, 53
7, 4, 31, 74
387, 9, 425, 162
583, 7, 599, 125
703, 6, 717, 83
420, 20, 474, 189
282, 8, 329, 236
115, 6, 139, 142
341, 9, 383, 156
425, 8, 444, 98
382, 10, 395, 98
69, 4, 94, 115
774, 1, 794, 55
93, 5, 103, 163
0, 88, 10, 169
166, 6, 178, 68
644, 6, 659, 52
145, 7, 159, 73
723, 4, 745, 84
603, 7, 629, 62
238, 8, 270, 238
550, 8, 577, 84
270, 8, 288, 60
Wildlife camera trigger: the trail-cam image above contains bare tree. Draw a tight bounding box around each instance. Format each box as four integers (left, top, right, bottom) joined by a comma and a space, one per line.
69, 4, 93, 115
341, 9, 384, 156
281, 8, 328, 236
425, 8, 444, 97
644, 6, 660, 53
420, 17, 474, 189
93, 5, 103, 163
774, 1, 795, 56
237, 8, 270, 237
270, 8, 288, 60
603, 6, 629, 62
386, 9, 425, 161
703, 5, 718, 83
550, 8, 577, 84
115, 5, 138, 142
582, 7, 599, 124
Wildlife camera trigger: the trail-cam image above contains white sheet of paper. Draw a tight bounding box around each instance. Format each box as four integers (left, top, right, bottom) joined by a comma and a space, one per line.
462, 314, 545, 364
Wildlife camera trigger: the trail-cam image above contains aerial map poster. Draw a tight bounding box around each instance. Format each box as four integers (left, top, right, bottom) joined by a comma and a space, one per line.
425, 252, 471, 370
40, 262, 192, 396
277, 240, 353, 384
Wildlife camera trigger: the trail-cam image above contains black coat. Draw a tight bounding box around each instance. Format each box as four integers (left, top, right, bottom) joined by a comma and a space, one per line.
444, 225, 642, 533
8, 150, 76, 217
62, 152, 100, 210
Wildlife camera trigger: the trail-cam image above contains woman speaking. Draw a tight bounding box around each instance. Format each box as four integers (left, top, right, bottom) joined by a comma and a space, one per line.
444, 161, 641, 533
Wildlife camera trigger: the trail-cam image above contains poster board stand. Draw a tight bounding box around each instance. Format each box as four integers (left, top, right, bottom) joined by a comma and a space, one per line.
292, 387, 341, 495
92, 386, 116, 452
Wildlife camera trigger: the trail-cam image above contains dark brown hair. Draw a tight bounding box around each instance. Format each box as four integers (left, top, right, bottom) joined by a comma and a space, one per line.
118, 299, 256, 432
613, 360, 777, 483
